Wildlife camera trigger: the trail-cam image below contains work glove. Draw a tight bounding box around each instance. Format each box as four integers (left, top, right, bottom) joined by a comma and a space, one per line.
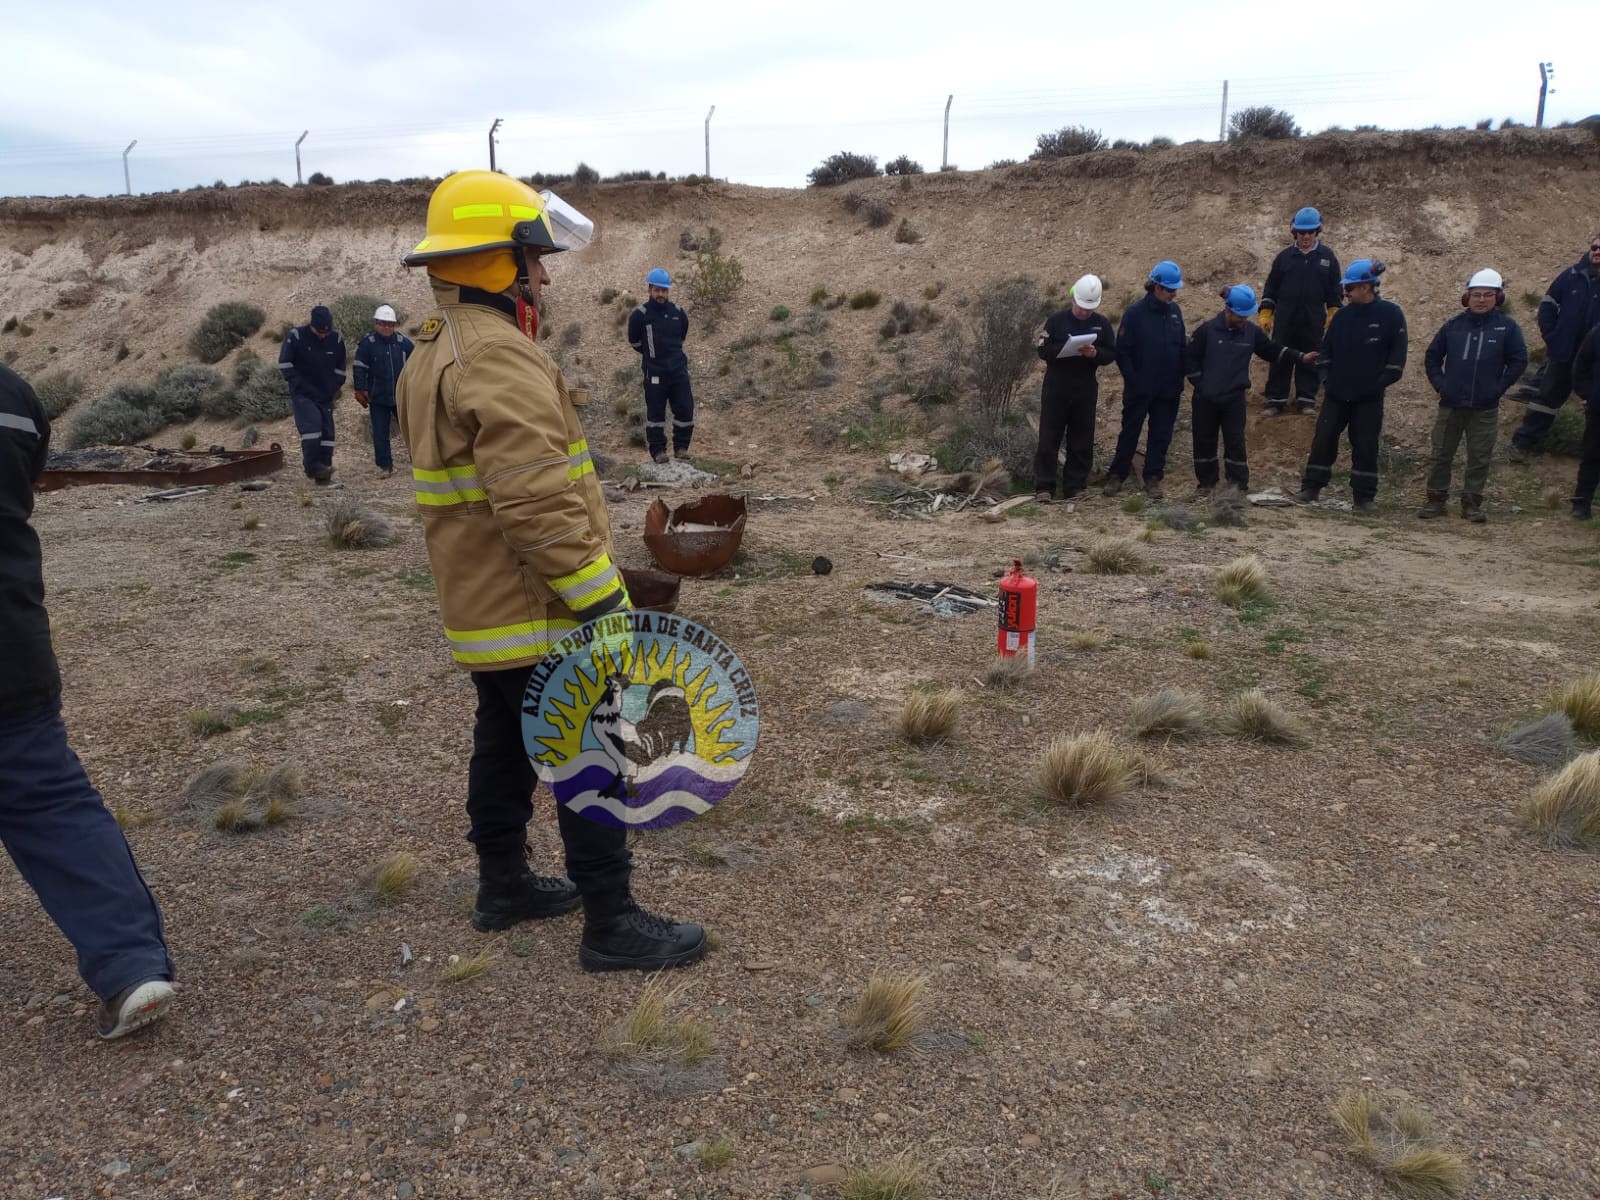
1325, 307, 1337, 330
1258, 309, 1274, 336
354, 391, 370, 409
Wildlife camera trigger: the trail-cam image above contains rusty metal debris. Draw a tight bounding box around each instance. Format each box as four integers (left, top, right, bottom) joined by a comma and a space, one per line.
620, 566, 682, 614
37, 444, 285, 492
643, 493, 747, 577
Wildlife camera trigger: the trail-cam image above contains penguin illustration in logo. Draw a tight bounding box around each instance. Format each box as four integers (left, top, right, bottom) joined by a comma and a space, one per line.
629, 680, 695, 765
587, 673, 639, 799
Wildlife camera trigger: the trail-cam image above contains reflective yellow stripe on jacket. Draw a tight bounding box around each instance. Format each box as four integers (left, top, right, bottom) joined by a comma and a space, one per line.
413, 465, 487, 507
444, 619, 576, 666
567, 439, 594, 482
550, 552, 625, 612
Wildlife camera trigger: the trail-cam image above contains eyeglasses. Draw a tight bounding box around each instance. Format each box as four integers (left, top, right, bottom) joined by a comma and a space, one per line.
1591, 242, 1600, 251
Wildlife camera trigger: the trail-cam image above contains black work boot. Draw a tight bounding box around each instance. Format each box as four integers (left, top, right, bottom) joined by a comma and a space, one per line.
1416, 490, 1448, 519
1573, 500, 1594, 521
471, 858, 580, 932
579, 891, 707, 973
1293, 486, 1321, 504
1460, 494, 1487, 524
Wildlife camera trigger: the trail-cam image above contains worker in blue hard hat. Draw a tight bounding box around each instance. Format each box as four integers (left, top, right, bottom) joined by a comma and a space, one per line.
1184, 285, 1317, 497
1105, 260, 1188, 501
627, 268, 695, 464
1259, 206, 1342, 416
1295, 259, 1408, 513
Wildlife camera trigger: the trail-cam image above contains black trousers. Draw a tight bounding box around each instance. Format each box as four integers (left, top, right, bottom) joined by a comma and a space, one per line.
1576, 393, 1600, 505
469, 666, 632, 894
1192, 391, 1249, 488
644, 370, 695, 456
1108, 392, 1180, 481
1511, 358, 1574, 451
1033, 377, 1096, 494
1302, 395, 1384, 501
1265, 319, 1322, 407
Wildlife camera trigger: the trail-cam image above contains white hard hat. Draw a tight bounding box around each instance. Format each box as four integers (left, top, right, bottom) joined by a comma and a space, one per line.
373, 304, 398, 322
1465, 269, 1503, 291
1071, 274, 1103, 310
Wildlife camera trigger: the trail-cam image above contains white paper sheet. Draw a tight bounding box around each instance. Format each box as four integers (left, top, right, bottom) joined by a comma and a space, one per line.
1057, 333, 1099, 358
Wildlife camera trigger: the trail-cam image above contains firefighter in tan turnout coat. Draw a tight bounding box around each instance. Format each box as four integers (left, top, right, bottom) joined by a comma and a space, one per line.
397, 170, 706, 972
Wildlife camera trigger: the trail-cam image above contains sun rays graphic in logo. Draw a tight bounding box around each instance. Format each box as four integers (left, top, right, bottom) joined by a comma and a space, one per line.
521, 611, 759, 830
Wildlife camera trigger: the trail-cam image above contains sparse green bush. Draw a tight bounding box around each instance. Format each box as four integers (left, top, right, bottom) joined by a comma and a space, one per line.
329, 294, 389, 348
307, 171, 333, 186
808, 285, 829, 306
233, 361, 292, 421
152, 364, 224, 422
884, 155, 924, 176
861, 199, 894, 228
1148, 136, 1176, 149
894, 219, 921, 244
69, 383, 167, 448
188, 301, 266, 363
686, 245, 745, 318
808, 151, 880, 187
970, 276, 1044, 424
573, 162, 600, 186
770, 305, 791, 322
1229, 106, 1301, 140
30, 371, 86, 419
848, 290, 882, 310
1031, 125, 1107, 159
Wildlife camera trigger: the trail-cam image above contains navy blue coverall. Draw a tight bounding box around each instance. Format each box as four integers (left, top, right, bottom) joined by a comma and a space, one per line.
279, 324, 348, 477
626, 299, 694, 457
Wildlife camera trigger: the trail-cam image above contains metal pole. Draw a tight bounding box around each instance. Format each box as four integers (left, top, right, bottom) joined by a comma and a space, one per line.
1219, 81, 1229, 141
122, 140, 137, 196
704, 106, 715, 177
295, 131, 308, 184
942, 94, 953, 169
488, 118, 502, 171
1536, 63, 1550, 128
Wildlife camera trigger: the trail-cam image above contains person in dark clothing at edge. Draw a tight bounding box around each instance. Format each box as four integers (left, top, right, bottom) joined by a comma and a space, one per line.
1509, 234, 1600, 463
1032, 273, 1118, 501
1570, 325, 1600, 521
0, 364, 177, 1040
1418, 268, 1528, 524
279, 304, 348, 482
1295, 259, 1408, 513
1105, 260, 1187, 501
1185, 285, 1316, 497
626, 268, 695, 464
352, 303, 415, 478
1259, 206, 1342, 415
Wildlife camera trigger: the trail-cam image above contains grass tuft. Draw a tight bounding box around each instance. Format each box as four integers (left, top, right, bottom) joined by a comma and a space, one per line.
241, 513, 260, 530
1087, 535, 1142, 575
699, 1138, 735, 1170
843, 973, 926, 1053
895, 687, 961, 745
439, 951, 495, 984
1127, 688, 1208, 739
185, 707, 236, 737
1037, 731, 1139, 808
1545, 673, 1600, 739
372, 851, 422, 902
1185, 639, 1214, 660
843, 1153, 925, 1200
1333, 1094, 1467, 1199
1219, 688, 1310, 746
213, 800, 257, 833
1517, 750, 1600, 850
984, 654, 1031, 689
1152, 503, 1196, 531
1215, 554, 1269, 607
601, 975, 713, 1061
1501, 712, 1576, 767
1120, 493, 1146, 514
181, 759, 251, 808
1069, 629, 1108, 650
325, 497, 395, 549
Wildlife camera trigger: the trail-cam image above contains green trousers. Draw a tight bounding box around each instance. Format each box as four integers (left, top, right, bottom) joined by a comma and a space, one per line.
1425, 406, 1499, 496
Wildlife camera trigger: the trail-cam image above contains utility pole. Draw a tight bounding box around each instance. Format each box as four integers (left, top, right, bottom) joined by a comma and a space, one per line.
488, 118, 502, 171
704, 106, 715, 177
1536, 62, 1553, 128
295, 131, 308, 184
1219, 80, 1229, 141
122, 140, 137, 196
942, 94, 953, 170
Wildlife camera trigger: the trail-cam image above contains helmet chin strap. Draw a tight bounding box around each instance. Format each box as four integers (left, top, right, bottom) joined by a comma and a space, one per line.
513, 249, 541, 341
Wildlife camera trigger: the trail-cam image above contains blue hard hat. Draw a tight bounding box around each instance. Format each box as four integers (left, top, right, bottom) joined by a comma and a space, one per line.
1292, 206, 1323, 232
1342, 258, 1381, 286
1147, 260, 1184, 290
646, 267, 672, 288
1224, 285, 1259, 317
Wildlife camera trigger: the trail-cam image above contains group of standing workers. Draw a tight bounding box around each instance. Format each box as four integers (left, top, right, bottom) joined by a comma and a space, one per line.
1033, 212, 1600, 522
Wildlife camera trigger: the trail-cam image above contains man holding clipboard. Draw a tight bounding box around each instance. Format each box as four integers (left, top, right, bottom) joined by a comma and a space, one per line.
1032, 274, 1118, 501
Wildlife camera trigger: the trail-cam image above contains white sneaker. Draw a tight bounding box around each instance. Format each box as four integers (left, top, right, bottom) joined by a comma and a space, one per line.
96, 979, 175, 1040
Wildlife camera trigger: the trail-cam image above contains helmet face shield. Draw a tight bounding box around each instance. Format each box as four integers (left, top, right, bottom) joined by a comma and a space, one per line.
537, 191, 595, 253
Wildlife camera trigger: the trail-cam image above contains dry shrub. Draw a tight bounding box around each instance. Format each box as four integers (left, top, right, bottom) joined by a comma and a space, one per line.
1087, 536, 1141, 574
1069, 629, 1108, 650
213, 800, 257, 833
843, 973, 925, 1053
181, 760, 251, 809
1220, 688, 1310, 746
439, 951, 494, 984
985, 654, 1031, 689
843, 1153, 925, 1200
248, 764, 302, 806
1185, 639, 1214, 660
896, 687, 961, 745
1334, 1094, 1468, 1199
326, 497, 395, 549
601, 975, 712, 1061
1215, 554, 1269, 607
1517, 750, 1600, 850
1038, 731, 1139, 808
372, 851, 421, 902
1152, 503, 1196, 531
1210, 494, 1248, 527
1127, 689, 1208, 739
1500, 712, 1576, 767
1546, 673, 1600, 739
185, 707, 236, 737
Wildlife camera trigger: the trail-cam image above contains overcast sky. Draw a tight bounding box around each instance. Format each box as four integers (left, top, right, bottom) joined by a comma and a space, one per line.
0, 1, 1591, 198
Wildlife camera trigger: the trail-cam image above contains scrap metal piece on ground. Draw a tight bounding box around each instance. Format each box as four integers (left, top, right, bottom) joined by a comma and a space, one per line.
621, 566, 681, 613
644, 493, 748, 576
137, 485, 213, 503
1247, 489, 1295, 507
37, 444, 285, 492
864, 580, 996, 616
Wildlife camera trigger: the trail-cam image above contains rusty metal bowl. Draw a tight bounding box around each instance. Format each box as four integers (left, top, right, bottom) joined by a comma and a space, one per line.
643, 493, 747, 577
620, 566, 681, 614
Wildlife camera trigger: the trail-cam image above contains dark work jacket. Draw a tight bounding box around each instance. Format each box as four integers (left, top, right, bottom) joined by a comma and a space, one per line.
353, 331, 415, 407
627, 299, 690, 375
1116, 292, 1187, 399
1319, 298, 1408, 403
278, 324, 347, 404
1185, 312, 1304, 401
1260, 241, 1342, 336
1536, 258, 1600, 363
1037, 309, 1118, 397
0, 365, 62, 719
1423, 309, 1528, 409
1572, 327, 1599, 406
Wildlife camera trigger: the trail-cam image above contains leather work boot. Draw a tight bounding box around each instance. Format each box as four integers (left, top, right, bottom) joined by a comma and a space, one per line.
1101, 477, 1124, 497
579, 892, 707, 973
1293, 486, 1321, 504
471, 860, 580, 932
1143, 478, 1165, 501
1353, 498, 1378, 514
1507, 445, 1531, 465
1416, 491, 1448, 519
1460, 494, 1487, 524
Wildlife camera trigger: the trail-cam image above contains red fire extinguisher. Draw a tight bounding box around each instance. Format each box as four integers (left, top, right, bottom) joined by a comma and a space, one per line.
998, 558, 1037, 668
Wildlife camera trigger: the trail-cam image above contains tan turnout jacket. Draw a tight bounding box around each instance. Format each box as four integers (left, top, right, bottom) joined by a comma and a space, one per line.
397, 281, 627, 671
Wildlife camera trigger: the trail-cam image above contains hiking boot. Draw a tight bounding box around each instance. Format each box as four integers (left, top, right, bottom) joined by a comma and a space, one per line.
1416, 491, 1448, 519
1572, 500, 1594, 521
1508, 445, 1531, 465
313, 467, 335, 484
1293, 487, 1321, 504
579, 894, 707, 973
96, 978, 175, 1040
1033, 490, 1054, 505
651, 451, 669, 465
1143, 478, 1165, 501
1192, 485, 1215, 501
1461, 494, 1487, 524
1353, 498, 1379, 514
471, 865, 581, 932
1101, 477, 1124, 497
